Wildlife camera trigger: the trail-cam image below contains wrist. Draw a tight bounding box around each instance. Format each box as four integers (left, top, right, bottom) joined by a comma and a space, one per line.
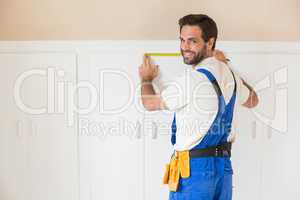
141, 78, 153, 83
242, 79, 253, 91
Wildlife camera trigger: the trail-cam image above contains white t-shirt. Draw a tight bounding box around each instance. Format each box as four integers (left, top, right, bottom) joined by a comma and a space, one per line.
160, 57, 250, 151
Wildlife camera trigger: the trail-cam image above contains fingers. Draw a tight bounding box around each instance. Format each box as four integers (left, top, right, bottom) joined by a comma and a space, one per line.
213, 49, 228, 63
154, 64, 160, 77
139, 56, 159, 82
142, 55, 159, 72
213, 49, 223, 56
143, 54, 147, 66
144, 54, 152, 68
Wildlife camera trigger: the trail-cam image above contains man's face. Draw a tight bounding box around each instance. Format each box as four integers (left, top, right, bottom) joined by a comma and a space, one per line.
180, 25, 210, 66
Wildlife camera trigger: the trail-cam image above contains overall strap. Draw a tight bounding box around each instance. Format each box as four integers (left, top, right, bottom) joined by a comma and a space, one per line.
196, 68, 223, 97
229, 69, 237, 95
170, 67, 224, 146
171, 113, 176, 145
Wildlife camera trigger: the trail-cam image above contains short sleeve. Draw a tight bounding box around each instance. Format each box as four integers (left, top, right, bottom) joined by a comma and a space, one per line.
161, 74, 190, 111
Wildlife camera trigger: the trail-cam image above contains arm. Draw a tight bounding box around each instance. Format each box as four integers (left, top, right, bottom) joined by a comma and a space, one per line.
213, 49, 259, 108
241, 79, 259, 108
139, 55, 167, 111
140, 81, 166, 111
140, 51, 244, 111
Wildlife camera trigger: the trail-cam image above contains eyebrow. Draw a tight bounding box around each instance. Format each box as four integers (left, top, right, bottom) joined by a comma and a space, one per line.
179, 37, 198, 41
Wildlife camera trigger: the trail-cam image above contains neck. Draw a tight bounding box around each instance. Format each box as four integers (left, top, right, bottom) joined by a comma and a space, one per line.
192, 52, 214, 69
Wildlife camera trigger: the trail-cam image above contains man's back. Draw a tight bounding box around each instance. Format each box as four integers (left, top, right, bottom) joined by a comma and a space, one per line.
160, 57, 250, 151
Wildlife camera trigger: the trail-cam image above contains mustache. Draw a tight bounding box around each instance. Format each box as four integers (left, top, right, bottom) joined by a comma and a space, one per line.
181, 50, 195, 54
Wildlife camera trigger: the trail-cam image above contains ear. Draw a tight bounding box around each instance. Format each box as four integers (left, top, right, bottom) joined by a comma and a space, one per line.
207, 38, 215, 51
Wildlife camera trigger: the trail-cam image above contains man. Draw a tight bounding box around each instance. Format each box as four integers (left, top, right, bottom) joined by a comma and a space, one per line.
139, 14, 258, 200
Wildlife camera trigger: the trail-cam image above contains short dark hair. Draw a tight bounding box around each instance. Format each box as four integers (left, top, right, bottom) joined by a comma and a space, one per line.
179, 14, 218, 49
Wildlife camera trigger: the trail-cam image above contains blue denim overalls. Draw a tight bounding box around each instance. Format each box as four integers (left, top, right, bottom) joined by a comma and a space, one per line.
169, 67, 237, 200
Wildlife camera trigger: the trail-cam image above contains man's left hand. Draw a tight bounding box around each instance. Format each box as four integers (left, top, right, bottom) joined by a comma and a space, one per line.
213, 49, 229, 64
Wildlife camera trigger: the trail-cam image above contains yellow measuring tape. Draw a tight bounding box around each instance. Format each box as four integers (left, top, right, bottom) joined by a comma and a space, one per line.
144, 53, 181, 57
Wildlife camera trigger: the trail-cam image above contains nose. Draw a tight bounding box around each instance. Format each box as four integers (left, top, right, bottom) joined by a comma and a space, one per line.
181, 41, 190, 51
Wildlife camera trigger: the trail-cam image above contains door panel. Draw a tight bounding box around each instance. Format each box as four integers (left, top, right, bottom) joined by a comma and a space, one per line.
0, 53, 79, 200
78, 50, 144, 200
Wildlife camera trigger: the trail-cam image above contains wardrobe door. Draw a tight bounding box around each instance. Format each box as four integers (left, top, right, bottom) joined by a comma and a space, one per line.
259, 54, 298, 200
282, 54, 300, 199
228, 53, 268, 200
78, 50, 144, 200
229, 52, 299, 200
0, 53, 79, 200
0, 53, 30, 200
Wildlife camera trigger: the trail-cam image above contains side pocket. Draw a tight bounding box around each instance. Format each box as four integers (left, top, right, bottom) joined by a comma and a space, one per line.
168, 157, 180, 192
163, 164, 170, 184
178, 151, 190, 179
224, 159, 234, 174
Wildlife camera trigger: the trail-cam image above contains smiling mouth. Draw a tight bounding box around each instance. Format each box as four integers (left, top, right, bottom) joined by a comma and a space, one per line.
183, 51, 194, 54
183, 52, 194, 57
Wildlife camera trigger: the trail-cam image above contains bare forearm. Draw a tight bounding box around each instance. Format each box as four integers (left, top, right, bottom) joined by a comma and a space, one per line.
242, 79, 259, 108
139, 55, 167, 111
141, 81, 156, 96
141, 81, 164, 111
215, 52, 259, 108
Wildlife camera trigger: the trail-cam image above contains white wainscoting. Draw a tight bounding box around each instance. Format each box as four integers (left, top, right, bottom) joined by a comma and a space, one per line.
0, 41, 299, 200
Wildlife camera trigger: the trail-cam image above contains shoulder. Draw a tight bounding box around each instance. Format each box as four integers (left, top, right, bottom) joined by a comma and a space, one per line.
171, 67, 209, 86
196, 57, 236, 102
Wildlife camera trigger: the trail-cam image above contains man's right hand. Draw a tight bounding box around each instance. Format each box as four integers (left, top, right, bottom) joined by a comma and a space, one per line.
139, 55, 159, 82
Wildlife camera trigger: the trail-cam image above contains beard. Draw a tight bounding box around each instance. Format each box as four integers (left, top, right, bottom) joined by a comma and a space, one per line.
181, 45, 208, 65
